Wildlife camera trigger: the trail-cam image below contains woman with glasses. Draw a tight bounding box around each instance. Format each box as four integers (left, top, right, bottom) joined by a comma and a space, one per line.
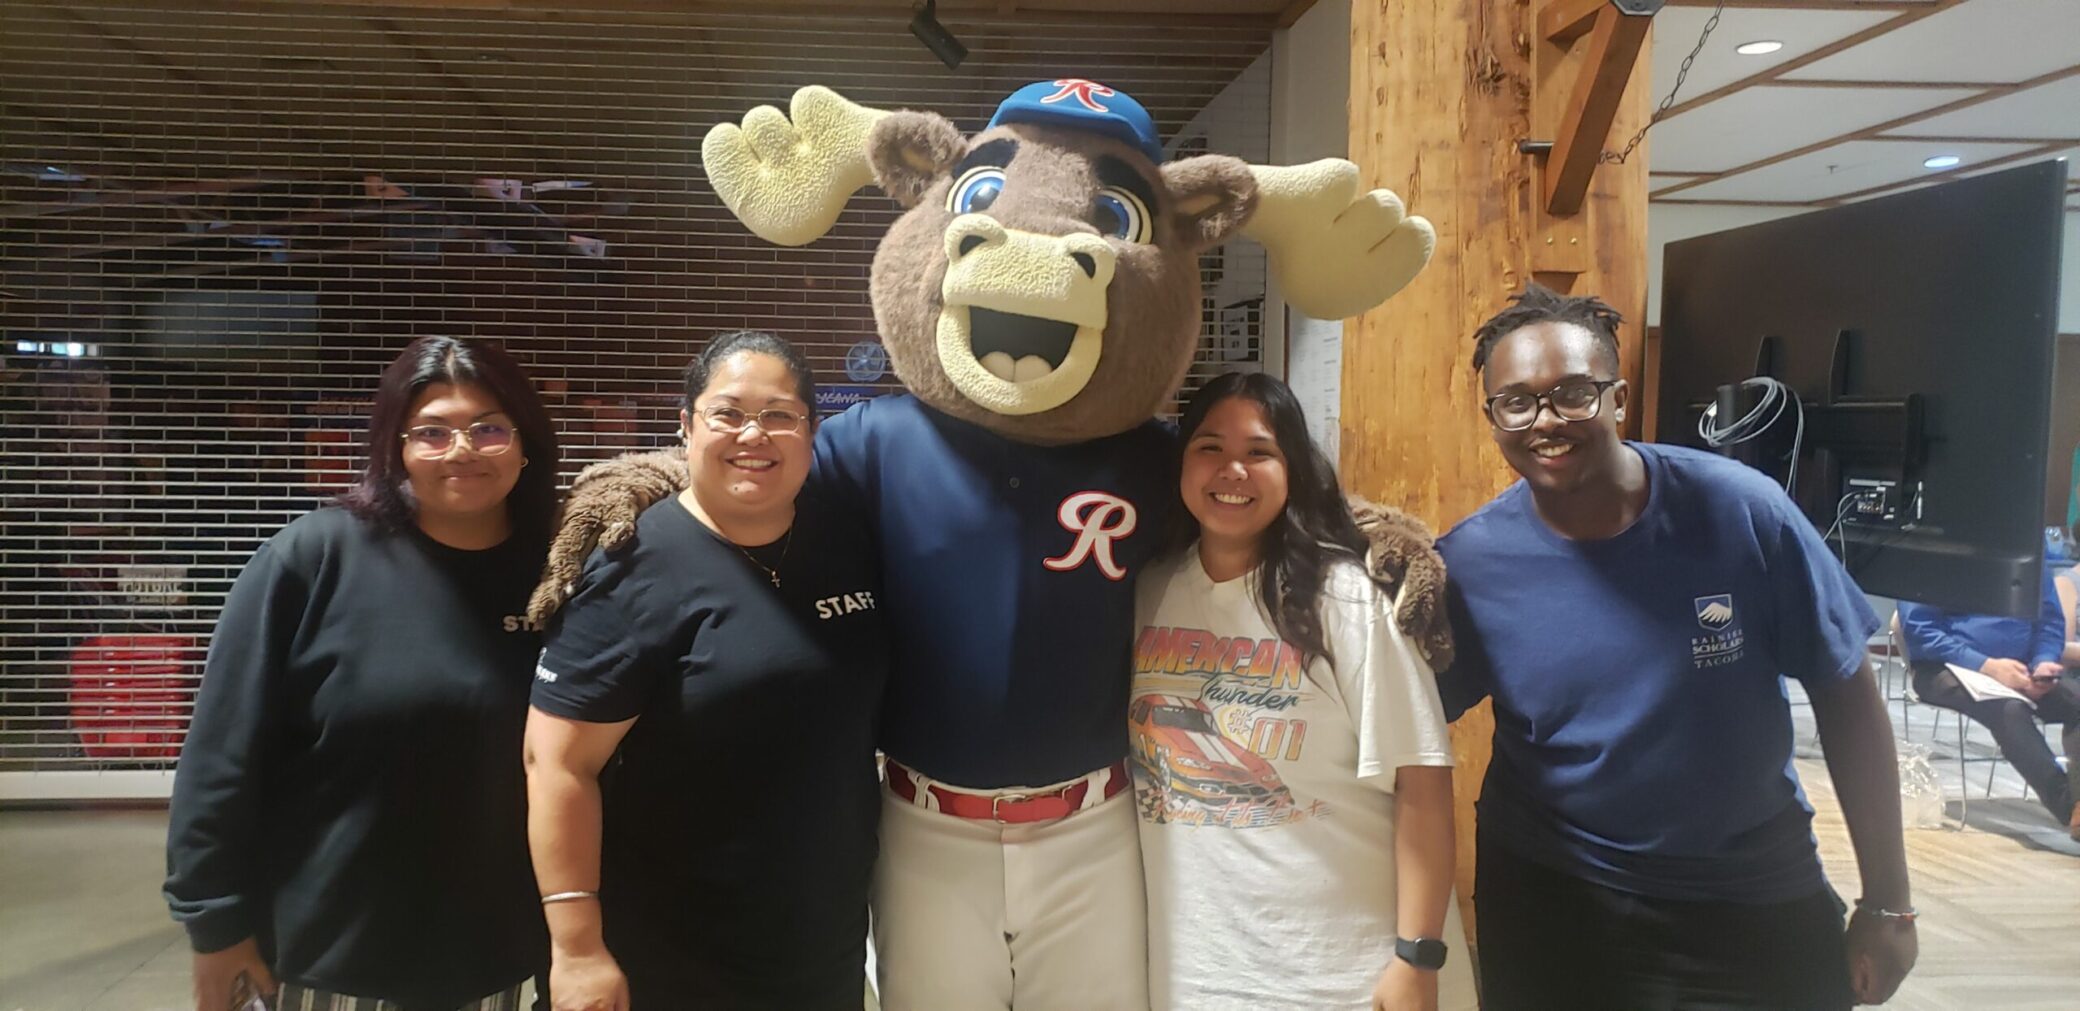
166, 337, 558, 1011
1131, 372, 1474, 1010
525, 330, 888, 1010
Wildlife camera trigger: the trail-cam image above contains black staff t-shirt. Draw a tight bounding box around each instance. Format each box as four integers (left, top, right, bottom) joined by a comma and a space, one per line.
532, 491, 888, 1010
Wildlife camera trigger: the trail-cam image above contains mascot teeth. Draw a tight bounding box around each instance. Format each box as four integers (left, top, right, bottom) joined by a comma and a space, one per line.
977, 351, 1057, 383
979, 351, 1015, 381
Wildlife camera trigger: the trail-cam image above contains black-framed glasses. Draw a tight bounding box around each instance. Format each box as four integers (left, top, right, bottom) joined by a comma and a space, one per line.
700, 405, 808, 436
400, 422, 515, 458
1484, 379, 1620, 432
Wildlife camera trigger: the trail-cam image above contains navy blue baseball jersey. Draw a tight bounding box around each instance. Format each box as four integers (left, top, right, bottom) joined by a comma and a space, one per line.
814, 394, 1176, 789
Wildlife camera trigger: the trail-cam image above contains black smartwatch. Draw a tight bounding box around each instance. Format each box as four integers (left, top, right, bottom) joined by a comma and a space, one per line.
1395, 936, 1449, 971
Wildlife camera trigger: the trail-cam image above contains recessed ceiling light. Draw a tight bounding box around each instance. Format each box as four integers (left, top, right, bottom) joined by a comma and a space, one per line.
1923, 155, 1962, 169
1735, 40, 1784, 56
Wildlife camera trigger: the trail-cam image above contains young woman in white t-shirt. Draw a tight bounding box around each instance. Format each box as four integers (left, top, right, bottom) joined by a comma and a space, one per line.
1132, 371, 1474, 1011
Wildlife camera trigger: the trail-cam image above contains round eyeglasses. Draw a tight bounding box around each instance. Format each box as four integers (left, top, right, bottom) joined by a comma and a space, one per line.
401, 422, 515, 458
1484, 379, 1620, 432
700, 405, 808, 436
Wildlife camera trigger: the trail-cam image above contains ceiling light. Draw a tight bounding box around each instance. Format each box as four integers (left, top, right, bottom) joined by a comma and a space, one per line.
1734, 40, 1784, 56
1923, 155, 1962, 169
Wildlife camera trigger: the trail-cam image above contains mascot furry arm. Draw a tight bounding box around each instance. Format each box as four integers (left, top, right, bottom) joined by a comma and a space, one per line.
529, 84, 1452, 669
531, 452, 1451, 667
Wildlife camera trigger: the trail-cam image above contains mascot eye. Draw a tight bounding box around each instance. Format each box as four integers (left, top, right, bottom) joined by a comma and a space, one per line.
1092, 187, 1151, 244
947, 167, 1006, 214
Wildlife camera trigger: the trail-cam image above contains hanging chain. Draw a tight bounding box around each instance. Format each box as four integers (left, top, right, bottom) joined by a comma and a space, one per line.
1602, 0, 1726, 165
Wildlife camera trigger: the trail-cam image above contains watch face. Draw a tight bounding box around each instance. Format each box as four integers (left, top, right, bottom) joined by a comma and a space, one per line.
1398, 937, 1449, 969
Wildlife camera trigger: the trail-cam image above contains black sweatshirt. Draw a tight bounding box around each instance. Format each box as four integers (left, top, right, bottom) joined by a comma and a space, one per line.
165, 507, 547, 1007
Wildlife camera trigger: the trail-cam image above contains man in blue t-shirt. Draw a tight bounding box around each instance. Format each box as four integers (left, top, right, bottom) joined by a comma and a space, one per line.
1899, 570, 2080, 836
1437, 285, 1916, 1009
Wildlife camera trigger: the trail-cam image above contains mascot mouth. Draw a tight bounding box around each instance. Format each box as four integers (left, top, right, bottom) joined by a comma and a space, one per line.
969, 308, 1077, 382
935, 303, 1105, 417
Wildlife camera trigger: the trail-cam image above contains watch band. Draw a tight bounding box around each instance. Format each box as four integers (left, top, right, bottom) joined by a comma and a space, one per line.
1394, 936, 1449, 971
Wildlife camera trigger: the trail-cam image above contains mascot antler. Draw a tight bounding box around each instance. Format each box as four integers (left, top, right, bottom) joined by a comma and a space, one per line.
700, 86, 888, 246
704, 87, 1435, 321
1242, 160, 1437, 321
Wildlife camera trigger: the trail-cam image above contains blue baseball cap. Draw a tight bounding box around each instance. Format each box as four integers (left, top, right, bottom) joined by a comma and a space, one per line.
986, 79, 1165, 165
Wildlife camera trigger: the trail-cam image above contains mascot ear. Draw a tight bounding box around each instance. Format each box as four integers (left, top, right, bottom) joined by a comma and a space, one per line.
868, 111, 967, 209
1160, 155, 1259, 254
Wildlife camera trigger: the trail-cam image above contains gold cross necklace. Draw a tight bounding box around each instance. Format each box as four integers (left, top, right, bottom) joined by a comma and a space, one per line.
735, 528, 792, 589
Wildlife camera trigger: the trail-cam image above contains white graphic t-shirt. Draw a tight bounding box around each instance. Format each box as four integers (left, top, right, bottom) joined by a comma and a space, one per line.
1132, 549, 1474, 1010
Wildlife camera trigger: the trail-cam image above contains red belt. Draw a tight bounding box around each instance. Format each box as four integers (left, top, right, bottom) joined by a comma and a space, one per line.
886, 759, 1128, 824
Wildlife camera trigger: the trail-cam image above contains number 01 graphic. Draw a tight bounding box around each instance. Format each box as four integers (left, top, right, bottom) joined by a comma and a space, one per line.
1248, 718, 1307, 761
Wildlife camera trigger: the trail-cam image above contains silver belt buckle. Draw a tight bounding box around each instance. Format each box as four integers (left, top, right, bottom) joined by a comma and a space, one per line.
991, 791, 1032, 822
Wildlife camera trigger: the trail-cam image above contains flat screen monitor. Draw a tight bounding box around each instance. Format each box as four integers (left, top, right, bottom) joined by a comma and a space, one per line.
1657, 160, 2067, 617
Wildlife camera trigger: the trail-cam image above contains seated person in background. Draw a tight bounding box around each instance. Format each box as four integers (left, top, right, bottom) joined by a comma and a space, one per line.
2057, 521, 2080, 666
1899, 569, 2080, 840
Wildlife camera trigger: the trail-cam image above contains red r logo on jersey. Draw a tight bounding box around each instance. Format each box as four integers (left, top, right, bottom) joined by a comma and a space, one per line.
1044, 491, 1138, 581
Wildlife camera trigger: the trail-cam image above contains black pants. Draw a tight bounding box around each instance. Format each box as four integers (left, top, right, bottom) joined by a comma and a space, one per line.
1911, 663, 2080, 823
1474, 835, 1853, 1011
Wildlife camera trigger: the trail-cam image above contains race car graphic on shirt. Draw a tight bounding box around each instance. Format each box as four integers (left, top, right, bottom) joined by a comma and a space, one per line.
1132, 621, 1325, 828
1130, 694, 1306, 828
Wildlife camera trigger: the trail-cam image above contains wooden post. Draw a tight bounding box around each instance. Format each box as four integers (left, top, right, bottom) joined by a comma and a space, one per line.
1344, 0, 1652, 948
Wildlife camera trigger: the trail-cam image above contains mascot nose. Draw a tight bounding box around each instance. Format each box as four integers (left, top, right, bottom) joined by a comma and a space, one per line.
944, 214, 1118, 283
945, 215, 1010, 263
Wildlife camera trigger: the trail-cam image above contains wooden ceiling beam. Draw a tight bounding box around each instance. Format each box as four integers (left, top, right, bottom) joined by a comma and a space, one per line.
1664, 0, 1942, 10
1275, 0, 1319, 29
1653, 61, 2080, 198
1817, 138, 2076, 204
288, 0, 1285, 28
1655, 0, 1965, 121
1877, 134, 2080, 145
1754, 78, 2009, 90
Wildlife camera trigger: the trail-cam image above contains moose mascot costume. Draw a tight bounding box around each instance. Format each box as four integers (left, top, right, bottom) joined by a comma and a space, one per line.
531, 79, 1449, 1008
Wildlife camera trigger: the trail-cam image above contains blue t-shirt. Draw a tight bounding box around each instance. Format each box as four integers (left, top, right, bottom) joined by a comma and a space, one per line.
813, 394, 1176, 788
1898, 570, 2066, 671
1437, 442, 1879, 904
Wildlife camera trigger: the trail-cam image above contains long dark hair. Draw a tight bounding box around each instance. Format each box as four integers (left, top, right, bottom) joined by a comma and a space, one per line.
1170, 371, 1373, 669
338, 336, 560, 550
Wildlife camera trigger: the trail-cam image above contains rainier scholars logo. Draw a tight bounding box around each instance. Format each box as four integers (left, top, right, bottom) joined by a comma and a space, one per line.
1695, 594, 1736, 631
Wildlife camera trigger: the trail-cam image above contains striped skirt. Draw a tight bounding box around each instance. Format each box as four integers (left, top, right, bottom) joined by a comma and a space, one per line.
272, 981, 528, 1011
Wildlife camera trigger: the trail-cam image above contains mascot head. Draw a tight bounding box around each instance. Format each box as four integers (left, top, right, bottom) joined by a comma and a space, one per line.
701, 80, 1435, 446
